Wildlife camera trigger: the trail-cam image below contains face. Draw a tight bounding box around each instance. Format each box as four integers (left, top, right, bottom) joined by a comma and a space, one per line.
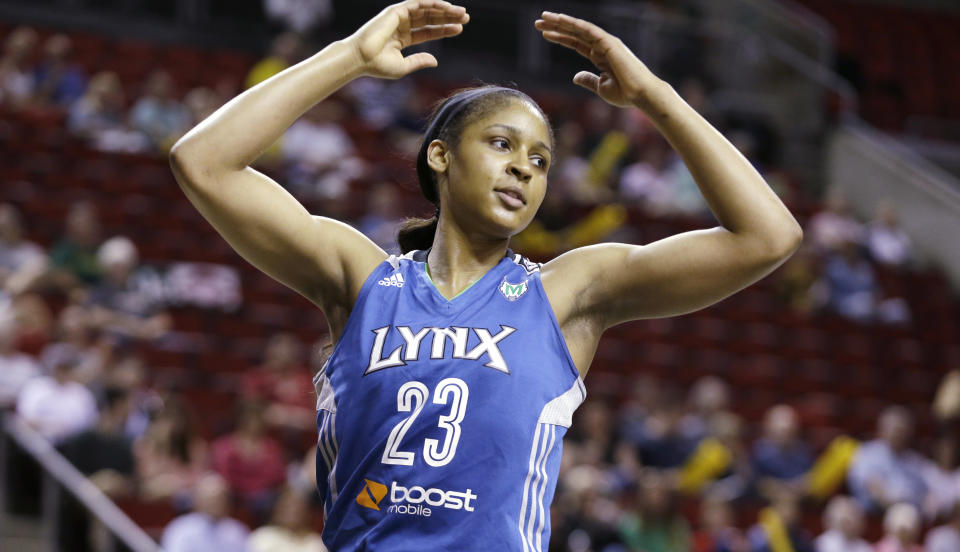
429, 99, 552, 239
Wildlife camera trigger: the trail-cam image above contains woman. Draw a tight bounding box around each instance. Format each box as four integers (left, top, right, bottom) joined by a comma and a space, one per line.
169, 1, 802, 549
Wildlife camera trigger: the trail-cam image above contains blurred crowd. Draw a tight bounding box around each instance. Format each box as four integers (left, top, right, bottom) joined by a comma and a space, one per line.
0, 21, 952, 552
549, 373, 960, 552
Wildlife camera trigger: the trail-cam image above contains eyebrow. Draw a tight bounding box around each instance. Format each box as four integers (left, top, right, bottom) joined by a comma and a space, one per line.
483, 124, 553, 156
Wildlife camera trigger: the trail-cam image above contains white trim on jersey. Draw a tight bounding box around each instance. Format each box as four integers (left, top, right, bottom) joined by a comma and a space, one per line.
519, 377, 586, 551
518, 423, 557, 552
538, 377, 586, 427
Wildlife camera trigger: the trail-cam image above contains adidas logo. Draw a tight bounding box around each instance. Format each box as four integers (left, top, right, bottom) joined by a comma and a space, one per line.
356, 479, 388, 510
378, 272, 405, 288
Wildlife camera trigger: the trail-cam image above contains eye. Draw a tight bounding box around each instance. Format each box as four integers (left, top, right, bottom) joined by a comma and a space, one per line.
491, 137, 510, 150
532, 156, 548, 170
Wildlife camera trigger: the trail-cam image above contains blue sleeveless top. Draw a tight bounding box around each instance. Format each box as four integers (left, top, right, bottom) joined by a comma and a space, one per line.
313, 249, 586, 551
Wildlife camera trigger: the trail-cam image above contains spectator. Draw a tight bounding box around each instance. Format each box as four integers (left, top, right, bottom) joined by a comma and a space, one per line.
344, 75, 413, 130
356, 182, 403, 254
746, 491, 814, 552
619, 141, 673, 211
819, 238, 878, 322
681, 375, 732, 443
926, 505, 960, 552
263, 0, 332, 34
48, 201, 104, 291
699, 411, 753, 501
16, 346, 98, 443
634, 392, 698, 470
32, 33, 86, 106
0, 26, 37, 108
86, 236, 171, 344
848, 406, 928, 512
241, 332, 315, 431
693, 494, 748, 552
549, 120, 590, 204
161, 473, 250, 552
920, 437, 960, 521
68, 70, 148, 153
245, 32, 301, 89
0, 310, 42, 408
183, 86, 221, 124
550, 463, 624, 552
814, 495, 872, 552
867, 201, 912, 268
129, 69, 190, 151
59, 387, 135, 482
875, 502, 923, 552
8, 292, 52, 355
248, 486, 326, 552
281, 99, 365, 199
211, 401, 287, 516
808, 193, 863, 253
0, 203, 48, 297
40, 304, 108, 389
619, 471, 692, 552
753, 405, 814, 497
56, 386, 136, 552
134, 394, 208, 504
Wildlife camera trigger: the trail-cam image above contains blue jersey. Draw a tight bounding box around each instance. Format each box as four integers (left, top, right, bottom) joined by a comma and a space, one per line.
313, 249, 586, 551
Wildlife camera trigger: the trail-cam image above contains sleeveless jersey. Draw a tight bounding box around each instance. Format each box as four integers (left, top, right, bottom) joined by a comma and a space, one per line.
313, 249, 586, 551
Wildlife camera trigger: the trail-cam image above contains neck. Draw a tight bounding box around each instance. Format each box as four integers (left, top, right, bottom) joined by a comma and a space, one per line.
427, 215, 509, 300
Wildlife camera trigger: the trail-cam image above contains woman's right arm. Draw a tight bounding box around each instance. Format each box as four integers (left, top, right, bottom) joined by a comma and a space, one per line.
169, 0, 468, 337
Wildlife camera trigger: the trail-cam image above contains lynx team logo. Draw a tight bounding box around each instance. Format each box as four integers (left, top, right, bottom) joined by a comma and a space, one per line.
499, 278, 528, 301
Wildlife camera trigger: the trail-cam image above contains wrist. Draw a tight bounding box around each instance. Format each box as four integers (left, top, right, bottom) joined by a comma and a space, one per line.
318, 39, 370, 81
631, 78, 678, 119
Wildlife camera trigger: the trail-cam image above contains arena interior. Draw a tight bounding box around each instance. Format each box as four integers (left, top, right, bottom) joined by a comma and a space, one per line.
1, 0, 960, 551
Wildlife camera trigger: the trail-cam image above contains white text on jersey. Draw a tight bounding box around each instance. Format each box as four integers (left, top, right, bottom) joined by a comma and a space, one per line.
365, 325, 517, 375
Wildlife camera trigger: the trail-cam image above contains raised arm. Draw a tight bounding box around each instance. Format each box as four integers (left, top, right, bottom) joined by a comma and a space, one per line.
535, 12, 803, 332
169, 1, 469, 337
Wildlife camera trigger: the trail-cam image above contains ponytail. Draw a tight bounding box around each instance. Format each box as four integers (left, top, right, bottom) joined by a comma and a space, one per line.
397, 215, 439, 254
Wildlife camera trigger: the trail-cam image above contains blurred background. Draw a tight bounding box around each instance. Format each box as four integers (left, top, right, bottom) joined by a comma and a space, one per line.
0, 0, 959, 551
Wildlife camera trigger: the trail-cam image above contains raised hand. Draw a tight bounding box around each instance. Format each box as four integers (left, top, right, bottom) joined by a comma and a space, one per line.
346, 0, 469, 80
535, 11, 659, 108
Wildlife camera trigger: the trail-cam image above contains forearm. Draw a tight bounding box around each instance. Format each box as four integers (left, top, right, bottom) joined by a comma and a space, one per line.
638, 81, 803, 254
172, 40, 364, 173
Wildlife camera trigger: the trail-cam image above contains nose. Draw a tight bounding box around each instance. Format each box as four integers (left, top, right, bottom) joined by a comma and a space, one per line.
508, 159, 532, 183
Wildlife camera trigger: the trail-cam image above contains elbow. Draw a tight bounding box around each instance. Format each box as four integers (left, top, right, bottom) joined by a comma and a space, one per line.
169, 137, 199, 174
762, 222, 804, 264
169, 137, 220, 185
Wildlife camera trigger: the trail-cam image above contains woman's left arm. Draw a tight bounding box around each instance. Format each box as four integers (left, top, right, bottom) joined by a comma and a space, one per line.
536, 12, 803, 328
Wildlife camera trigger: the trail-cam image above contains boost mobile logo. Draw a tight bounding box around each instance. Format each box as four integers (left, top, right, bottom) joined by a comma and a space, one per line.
356, 479, 478, 517
356, 479, 388, 510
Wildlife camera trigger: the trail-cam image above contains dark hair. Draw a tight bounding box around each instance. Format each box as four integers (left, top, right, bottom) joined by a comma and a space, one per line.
396, 85, 553, 254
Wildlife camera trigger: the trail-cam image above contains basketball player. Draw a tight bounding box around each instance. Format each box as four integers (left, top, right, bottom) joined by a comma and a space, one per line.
169, 1, 802, 549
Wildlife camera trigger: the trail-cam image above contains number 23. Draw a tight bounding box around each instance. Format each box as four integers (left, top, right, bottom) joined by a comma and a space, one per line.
382, 377, 469, 467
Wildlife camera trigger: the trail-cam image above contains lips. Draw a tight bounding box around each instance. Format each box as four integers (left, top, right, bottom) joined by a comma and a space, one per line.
494, 186, 526, 208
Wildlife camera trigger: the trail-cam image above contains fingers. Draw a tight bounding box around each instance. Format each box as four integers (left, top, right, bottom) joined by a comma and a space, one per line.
400, 0, 469, 27
409, 23, 464, 46
401, 51, 439, 74
537, 12, 609, 45
409, 7, 469, 28
397, 1, 469, 48
540, 30, 592, 59
572, 71, 601, 93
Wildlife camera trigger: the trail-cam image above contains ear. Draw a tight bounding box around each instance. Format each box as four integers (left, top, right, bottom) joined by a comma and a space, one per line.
426, 139, 450, 175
